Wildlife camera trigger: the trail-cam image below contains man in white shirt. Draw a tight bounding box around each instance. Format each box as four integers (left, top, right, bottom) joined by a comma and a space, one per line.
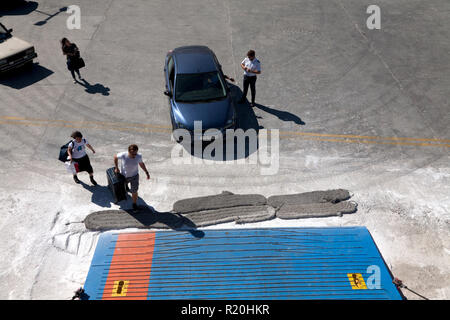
238, 50, 261, 107
114, 144, 150, 210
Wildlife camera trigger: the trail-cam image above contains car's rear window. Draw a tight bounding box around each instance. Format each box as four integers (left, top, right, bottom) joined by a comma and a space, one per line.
175, 71, 226, 103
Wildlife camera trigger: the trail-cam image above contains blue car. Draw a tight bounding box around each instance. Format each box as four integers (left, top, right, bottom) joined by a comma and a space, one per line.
163, 46, 236, 142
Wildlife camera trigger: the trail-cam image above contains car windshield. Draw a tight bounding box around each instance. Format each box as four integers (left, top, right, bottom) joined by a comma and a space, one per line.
175, 71, 227, 102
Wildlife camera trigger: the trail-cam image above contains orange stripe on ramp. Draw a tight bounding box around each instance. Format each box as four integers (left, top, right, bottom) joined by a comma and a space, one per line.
102, 232, 155, 300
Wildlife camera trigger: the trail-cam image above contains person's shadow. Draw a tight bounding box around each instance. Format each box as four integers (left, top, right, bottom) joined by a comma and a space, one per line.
80, 181, 113, 208
76, 78, 110, 96
80, 180, 204, 237
253, 103, 305, 125
117, 196, 202, 237
80, 179, 149, 210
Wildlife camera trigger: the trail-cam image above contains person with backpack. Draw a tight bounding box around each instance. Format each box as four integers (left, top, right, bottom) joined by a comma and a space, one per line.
67, 131, 97, 185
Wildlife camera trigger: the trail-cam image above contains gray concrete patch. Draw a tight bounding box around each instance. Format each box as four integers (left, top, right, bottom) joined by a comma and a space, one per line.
275, 201, 357, 219
83, 209, 189, 231
173, 191, 267, 213
84, 189, 355, 230
269, 189, 357, 219
267, 189, 351, 208
183, 205, 276, 227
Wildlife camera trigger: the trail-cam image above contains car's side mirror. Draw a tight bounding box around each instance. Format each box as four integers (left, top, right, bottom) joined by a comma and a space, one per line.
164, 90, 172, 97
8, 29, 13, 33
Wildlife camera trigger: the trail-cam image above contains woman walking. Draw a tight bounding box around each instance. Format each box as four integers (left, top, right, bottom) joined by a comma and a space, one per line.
61, 38, 83, 83
67, 131, 97, 185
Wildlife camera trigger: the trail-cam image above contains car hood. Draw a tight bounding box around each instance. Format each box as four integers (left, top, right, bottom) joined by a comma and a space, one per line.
0, 36, 33, 60
173, 97, 233, 130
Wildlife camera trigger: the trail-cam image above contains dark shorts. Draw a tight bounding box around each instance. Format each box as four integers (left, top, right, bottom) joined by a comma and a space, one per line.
72, 154, 93, 174
124, 174, 139, 193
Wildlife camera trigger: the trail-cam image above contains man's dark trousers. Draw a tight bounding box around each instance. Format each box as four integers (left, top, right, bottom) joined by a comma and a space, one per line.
241, 75, 257, 104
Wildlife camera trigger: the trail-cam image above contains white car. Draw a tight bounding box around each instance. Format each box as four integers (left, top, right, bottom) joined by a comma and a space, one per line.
0, 22, 37, 73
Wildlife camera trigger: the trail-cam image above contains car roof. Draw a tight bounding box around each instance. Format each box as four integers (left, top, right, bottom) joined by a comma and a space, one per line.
172, 46, 218, 74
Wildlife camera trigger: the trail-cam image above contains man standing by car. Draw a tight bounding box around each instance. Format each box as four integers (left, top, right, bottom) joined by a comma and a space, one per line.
114, 144, 150, 210
238, 50, 261, 107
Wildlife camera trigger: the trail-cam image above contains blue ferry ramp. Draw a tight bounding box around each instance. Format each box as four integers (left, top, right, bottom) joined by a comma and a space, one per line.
83, 227, 403, 300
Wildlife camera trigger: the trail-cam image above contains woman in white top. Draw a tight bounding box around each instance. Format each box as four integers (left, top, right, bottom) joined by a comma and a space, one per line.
67, 131, 97, 185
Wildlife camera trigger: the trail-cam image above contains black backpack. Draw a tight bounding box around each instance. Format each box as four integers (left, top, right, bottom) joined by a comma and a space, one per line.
58, 139, 85, 162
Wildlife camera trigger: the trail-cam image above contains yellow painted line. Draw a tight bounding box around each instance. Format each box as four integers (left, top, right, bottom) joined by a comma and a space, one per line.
279, 133, 450, 148
1, 116, 449, 148
0, 120, 172, 134
279, 130, 450, 144
0, 116, 172, 130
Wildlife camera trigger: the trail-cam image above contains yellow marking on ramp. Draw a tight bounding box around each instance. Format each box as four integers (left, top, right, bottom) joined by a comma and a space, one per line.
347, 273, 368, 290
111, 280, 129, 297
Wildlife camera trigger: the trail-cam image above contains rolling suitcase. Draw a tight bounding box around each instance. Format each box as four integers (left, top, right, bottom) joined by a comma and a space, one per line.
106, 167, 127, 203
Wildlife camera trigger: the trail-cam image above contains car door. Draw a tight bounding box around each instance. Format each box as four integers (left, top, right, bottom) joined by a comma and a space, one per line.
164, 55, 175, 93
164, 55, 176, 128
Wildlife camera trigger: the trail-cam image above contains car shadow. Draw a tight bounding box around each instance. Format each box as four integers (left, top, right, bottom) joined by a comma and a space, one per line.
177, 82, 263, 161
229, 82, 262, 133
0, 1, 38, 16
76, 78, 110, 96
0, 63, 53, 89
